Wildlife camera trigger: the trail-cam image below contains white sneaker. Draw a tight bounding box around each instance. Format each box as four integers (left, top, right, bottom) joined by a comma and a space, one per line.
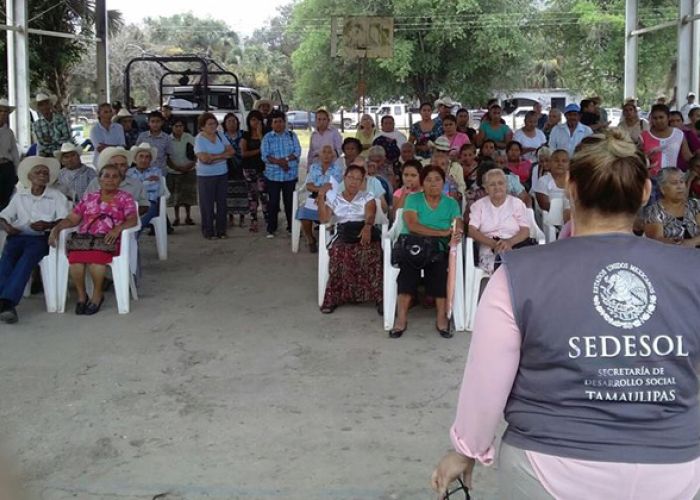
266, 233, 275, 239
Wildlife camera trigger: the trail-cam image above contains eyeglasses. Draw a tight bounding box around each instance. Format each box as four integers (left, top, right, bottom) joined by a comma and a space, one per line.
444, 478, 470, 500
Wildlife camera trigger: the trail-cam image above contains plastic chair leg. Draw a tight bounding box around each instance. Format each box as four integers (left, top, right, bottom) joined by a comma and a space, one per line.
291, 191, 300, 253
111, 259, 130, 314
153, 218, 167, 260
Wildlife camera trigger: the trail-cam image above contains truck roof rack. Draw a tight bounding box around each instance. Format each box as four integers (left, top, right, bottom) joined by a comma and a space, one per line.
124, 54, 240, 111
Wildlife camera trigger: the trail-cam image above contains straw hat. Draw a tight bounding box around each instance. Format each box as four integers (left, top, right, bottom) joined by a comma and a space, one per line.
32, 92, 57, 107
97, 146, 130, 171
53, 142, 82, 160
434, 97, 456, 108
429, 136, 451, 151
253, 98, 272, 111
128, 143, 158, 166
0, 98, 15, 112
112, 108, 133, 123
17, 156, 60, 189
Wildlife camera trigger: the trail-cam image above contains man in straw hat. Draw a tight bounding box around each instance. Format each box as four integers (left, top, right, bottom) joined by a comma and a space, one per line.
113, 108, 139, 149
54, 142, 96, 202
86, 146, 149, 212
31, 92, 73, 158
0, 156, 69, 323
253, 98, 273, 133
89, 103, 125, 167
0, 98, 19, 209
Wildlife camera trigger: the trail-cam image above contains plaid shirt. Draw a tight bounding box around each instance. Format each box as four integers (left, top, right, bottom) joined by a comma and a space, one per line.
56, 164, 97, 202
32, 112, 73, 157
260, 130, 301, 182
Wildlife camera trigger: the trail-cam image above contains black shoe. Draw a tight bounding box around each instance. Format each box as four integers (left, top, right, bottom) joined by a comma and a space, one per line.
375, 301, 383, 316
0, 299, 10, 313
436, 323, 453, 339
75, 300, 88, 315
389, 325, 406, 338
308, 241, 318, 253
320, 305, 336, 314
167, 225, 175, 235
0, 307, 18, 324
84, 297, 105, 316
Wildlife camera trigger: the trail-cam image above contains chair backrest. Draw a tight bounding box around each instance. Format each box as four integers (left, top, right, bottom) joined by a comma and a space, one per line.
545, 197, 565, 226
375, 198, 389, 226
388, 208, 404, 242
526, 208, 546, 243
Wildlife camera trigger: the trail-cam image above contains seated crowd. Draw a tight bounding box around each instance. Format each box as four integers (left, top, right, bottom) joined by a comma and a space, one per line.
0, 93, 699, 330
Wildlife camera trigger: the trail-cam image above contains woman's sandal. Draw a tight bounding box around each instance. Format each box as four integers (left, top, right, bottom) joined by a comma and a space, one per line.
75, 299, 88, 315
84, 296, 105, 316
436, 322, 453, 339
320, 305, 336, 314
389, 324, 406, 339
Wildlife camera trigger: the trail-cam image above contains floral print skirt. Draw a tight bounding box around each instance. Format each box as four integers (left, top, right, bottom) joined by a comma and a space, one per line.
322, 240, 382, 309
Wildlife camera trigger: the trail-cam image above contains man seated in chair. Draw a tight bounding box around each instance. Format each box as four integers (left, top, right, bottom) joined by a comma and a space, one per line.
0, 157, 69, 323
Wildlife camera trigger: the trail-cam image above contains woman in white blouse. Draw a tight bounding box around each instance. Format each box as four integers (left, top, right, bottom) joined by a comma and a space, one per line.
317, 164, 382, 314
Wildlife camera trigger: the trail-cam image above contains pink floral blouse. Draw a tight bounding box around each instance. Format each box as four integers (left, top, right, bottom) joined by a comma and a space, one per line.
73, 190, 136, 235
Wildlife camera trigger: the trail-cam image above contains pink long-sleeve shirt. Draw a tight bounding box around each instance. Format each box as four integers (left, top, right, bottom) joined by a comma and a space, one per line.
450, 268, 700, 499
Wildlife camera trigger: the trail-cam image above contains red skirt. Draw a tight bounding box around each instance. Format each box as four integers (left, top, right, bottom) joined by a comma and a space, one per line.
68, 247, 120, 265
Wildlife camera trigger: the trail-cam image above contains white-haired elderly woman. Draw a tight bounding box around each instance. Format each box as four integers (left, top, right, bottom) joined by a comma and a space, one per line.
296, 144, 343, 253
0, 157, 69, 323
644, 167, 700, 247
468, 169, 531, 273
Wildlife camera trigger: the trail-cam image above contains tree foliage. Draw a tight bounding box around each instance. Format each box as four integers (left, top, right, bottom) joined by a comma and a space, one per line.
0, 0, 122, 106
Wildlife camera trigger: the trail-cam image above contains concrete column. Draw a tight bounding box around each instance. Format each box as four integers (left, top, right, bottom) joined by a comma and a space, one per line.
6, 0, 31, 149
624, 0, 638, 100
95, 0, 110, 103
677, 0, 694, 108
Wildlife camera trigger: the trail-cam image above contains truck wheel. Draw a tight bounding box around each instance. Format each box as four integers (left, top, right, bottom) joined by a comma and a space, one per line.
343, 119, 352, 129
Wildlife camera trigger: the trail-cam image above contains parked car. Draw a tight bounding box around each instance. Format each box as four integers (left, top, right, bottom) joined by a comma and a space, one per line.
286, 110, 316, 130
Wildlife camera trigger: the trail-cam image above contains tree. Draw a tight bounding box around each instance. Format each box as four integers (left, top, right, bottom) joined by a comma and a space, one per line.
0, 0, 122, 106
144, 14, 242, 65
289, 0, 536, 109
541, 0, 677, 105
238, 3, 300, 106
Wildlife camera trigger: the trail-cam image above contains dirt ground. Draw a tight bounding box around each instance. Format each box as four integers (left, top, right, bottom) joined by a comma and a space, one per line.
0, 212, 504, 500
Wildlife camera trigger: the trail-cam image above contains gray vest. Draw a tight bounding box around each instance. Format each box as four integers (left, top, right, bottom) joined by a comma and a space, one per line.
501, 233, 700, 463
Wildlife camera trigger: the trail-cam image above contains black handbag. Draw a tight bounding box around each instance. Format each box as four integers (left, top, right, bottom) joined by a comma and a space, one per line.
336, 221, 381, 244
65, 214, 118, 254
391, 234, 443, 269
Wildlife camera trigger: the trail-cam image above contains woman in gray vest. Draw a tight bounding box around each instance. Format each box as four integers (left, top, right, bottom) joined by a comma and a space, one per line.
432, 129, 700, 499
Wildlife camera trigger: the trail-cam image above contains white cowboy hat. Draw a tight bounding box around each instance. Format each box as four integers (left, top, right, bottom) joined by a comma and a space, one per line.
32, 92, 57, 106
17, 156, 60, 189
128, 143, 158, 166
435, 97, 456, 108
53, 142, 82, 160
429, 136, 452, 151
112, 108, 133, 123
0, 98, 15, 112
97, 146, 130, 171
253, 98, 273, 111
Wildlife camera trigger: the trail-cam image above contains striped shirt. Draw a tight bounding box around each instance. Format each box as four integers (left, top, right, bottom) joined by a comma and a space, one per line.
261, 130, 301, 182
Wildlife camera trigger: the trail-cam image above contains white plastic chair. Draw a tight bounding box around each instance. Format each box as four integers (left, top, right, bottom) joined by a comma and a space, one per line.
464, 209, 546, 331
542, 197, 565, 243
57, 202, 142, 314
291, 185, 308, 253
22, 251, 58, 312
318, 198, 388, 308
382, 208, 404, 331
382, 209, 465, 331
150, 178, 170, 260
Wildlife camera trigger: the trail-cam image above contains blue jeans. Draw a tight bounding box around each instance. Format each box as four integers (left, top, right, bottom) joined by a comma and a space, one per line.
139, 200, 159, 235
0, 234, 49, 306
